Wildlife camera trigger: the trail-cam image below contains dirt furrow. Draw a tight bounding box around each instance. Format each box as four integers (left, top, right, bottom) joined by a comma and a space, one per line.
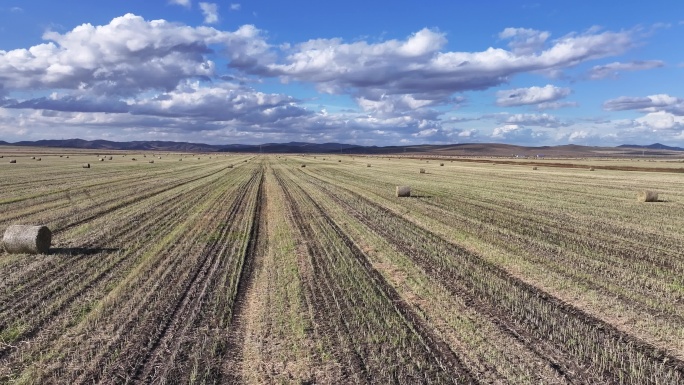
305, 172, 684, 385
280, 173, 384, 382
92, 170, 261, 384
32, 169, 256, 384
141, 169, 264, 384
290, 174, 474, 377
220, 170, 267, 384
0, 169, 252, 381
275, 170, 469, 384
0, 164, 233, 317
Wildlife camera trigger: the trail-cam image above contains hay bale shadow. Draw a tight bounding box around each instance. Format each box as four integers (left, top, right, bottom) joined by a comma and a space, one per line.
50, 247, 120, 256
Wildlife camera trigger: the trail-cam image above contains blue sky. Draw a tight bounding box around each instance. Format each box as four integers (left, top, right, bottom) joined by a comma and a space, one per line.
0, 1, 683, 146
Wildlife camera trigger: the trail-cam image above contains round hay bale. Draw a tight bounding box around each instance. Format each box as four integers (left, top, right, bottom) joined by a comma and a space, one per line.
149, 160, 154, 164
396, 186, 411, 197
2, 225, 52, 254
0, 155, 3, 158
367, 164, 371, 167
179, 158, 183, 161
158, 156, 162, 159
36, 157, 41, 161
228, 164, 233, 168
589, 167, 595, 171
532, 166, 538, 170
82, 163, 90, 168
31, 156, 35, 159
301, 164, 306, 168
66, 156, 69, 159
637, 190, 658, 202
440, 163, 444, 166
338, 160, 341, 162
131, 158, 137, 161
99, 158, 104, 161
9, 159, 16, 163
59, 155, 62, 158
419, 168, 426, 174
108, 156, 113, 160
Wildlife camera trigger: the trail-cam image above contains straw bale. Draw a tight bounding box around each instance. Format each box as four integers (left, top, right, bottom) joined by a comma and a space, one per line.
396, 186, 411, 197
2, 225, 51, 254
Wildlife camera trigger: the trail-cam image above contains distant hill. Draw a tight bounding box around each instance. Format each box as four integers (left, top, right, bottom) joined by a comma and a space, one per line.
618, 143, 684, 151
1, 139, 366, 153
218, 142, 365, 153
10, 139, 219, 152
1, 139, 683, 157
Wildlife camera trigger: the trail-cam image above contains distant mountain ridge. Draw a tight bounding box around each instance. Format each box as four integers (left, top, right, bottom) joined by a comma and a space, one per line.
0, 139, 368, 153
1, 139, 683, 156
618, 143, 684, 151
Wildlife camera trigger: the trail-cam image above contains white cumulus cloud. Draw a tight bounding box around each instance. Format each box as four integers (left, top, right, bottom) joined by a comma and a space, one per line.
505, 113, 566, 127
499, 27, 550, 55
259, 27, 630, 108
199, 2, 219, 24
603, 94, 684, 114
0, 14, 268, 94
169, 0, 191, 7
587, 60, 664, 79
496, 85, 572, 107
635, 111, 684, 130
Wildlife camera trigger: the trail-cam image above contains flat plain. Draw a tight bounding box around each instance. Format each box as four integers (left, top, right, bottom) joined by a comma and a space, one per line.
1, 149, 684, 384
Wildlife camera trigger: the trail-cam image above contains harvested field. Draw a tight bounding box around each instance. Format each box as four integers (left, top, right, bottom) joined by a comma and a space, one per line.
1, 152, 684, 384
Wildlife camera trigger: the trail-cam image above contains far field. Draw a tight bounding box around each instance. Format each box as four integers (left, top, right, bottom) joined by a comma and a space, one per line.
1, 149, 683, 384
